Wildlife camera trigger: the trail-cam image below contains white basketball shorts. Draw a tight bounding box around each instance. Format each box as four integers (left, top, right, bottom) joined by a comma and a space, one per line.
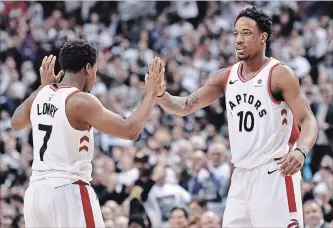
24, 179, 104, 228
223, 160, 303, 227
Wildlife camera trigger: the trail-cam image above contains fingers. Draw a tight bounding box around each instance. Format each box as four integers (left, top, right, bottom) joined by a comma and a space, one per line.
289, 164, 302, 176
40, 56, 47, 74
159, 68, 165, 79
45, 55, 54, 73
55, 70, 64, 83
145, 74, 149, 83
277, 154, 288, 165
279, 156, 292, 171
281, 159, 297, 176
50, 55, 57, 75
157, 58, 163, 73
151, 57, 157, 72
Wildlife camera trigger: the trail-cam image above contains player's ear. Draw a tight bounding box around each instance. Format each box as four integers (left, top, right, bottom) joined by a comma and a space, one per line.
261, 32, 268, 44
85, 63, 92, 74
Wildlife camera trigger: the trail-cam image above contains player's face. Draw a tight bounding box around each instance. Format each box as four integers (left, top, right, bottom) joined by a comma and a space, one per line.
234, 17, 267, 61
84, 63, 98, 92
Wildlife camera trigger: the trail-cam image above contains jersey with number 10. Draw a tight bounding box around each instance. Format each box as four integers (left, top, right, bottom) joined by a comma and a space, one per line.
225, 57, 297, 169
30, 85, 93, 188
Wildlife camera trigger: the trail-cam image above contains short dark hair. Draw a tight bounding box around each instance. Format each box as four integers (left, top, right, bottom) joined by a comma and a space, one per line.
169, 206, 189, 219
189, 198, 207, 209
59, 39, 98, 73
235, 7, 273, 42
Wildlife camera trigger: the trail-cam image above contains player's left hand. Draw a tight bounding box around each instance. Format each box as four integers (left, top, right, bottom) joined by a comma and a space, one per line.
277, 150, 305, 176
39, 55, 64, 86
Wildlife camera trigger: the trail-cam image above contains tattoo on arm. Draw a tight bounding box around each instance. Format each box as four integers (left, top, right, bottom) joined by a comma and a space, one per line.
157, 92, 199, 116
185, 94, 199, 112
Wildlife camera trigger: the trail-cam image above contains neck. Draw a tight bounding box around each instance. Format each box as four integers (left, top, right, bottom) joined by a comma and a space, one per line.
58, 73, 86, 91
242, 53, 269, 79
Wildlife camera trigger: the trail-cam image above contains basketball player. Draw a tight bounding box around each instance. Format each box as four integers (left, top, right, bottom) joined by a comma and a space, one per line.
154, 7, 318, 227
10, 39, 165, 228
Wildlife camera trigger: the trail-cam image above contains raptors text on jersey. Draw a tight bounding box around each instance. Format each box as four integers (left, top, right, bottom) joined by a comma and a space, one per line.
225, 58, 297, 169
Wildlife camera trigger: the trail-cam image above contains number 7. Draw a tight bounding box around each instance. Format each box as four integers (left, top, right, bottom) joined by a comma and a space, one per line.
38, 124, 53, 161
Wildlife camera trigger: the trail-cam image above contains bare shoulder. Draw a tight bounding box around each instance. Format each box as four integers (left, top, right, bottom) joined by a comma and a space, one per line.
270, 64, 299, 93
205, 67, 230, 88
67, 92, 101, 111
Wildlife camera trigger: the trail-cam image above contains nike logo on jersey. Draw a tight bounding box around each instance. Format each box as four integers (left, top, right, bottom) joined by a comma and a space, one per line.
37, 103, 58, 118
267, 169, 277, 174
229, 80, 238, 85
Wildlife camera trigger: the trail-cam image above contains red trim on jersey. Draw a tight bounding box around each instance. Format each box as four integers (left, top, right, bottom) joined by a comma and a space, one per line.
78, 182, 95, 228
288, 117, 300, 145
80, 135, 90, 144
237, 57, 272, 82
65, 90, 80, 105
284, 176, 297, 213
88, 125, 92, 131
222, 67, 231, 92
281, 109, 287, 116
267, 63, 282, 105
79, 145, 89, 152
49, 84, 58, 91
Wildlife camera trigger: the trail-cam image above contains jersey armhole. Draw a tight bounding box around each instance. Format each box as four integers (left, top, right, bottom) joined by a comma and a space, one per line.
222, 67, 232, 92
65, 90, 80, 105
65, 90, 92, 132
268, 63, 283, 105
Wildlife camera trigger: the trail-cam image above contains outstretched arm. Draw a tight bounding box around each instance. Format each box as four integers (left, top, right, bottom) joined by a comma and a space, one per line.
272, 65, 318, 175
156, 68, 229, 117
69, 92, 157, 140
70, 57, 164, 140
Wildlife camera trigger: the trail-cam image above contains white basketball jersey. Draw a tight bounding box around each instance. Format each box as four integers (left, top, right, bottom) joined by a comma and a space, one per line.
30, 84, 94, 188
225, 57, 296, 169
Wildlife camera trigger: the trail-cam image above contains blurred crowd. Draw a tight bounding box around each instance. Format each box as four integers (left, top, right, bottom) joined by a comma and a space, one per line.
1, 1, 333, 228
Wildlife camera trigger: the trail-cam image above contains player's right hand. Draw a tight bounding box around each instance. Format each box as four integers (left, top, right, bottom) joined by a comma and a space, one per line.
144, 57, 165, 96
39, 55, 64, 86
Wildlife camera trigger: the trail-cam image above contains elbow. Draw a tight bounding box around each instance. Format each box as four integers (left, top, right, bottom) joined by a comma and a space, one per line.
127, 132, 140, 141
124, 122, 141, 141
10, 118, 20, 130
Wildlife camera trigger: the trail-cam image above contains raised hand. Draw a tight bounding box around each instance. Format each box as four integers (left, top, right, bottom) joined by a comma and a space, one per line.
39, 55, 64, 86
145, 57, 165, 97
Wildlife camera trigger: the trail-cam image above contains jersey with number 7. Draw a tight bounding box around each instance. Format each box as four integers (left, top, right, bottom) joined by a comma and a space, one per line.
30, 84, 92, 188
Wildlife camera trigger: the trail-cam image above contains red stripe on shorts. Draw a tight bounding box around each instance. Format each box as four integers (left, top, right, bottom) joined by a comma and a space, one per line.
284, 176, 297, 212
78, 184, 95, 228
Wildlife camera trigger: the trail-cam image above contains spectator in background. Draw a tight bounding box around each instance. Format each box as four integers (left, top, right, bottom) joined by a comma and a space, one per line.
188, 150, 224, 213
143, 165, 191, 228
188, 198, 206, 220
0, 1, 332, 226
200, 211, 221, 228
311, 83, 333, 174
303, 200, 330, 228
168, 206, 190, 228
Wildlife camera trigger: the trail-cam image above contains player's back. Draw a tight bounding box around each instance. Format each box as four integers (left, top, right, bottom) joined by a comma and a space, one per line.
30, 84, 93, 188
